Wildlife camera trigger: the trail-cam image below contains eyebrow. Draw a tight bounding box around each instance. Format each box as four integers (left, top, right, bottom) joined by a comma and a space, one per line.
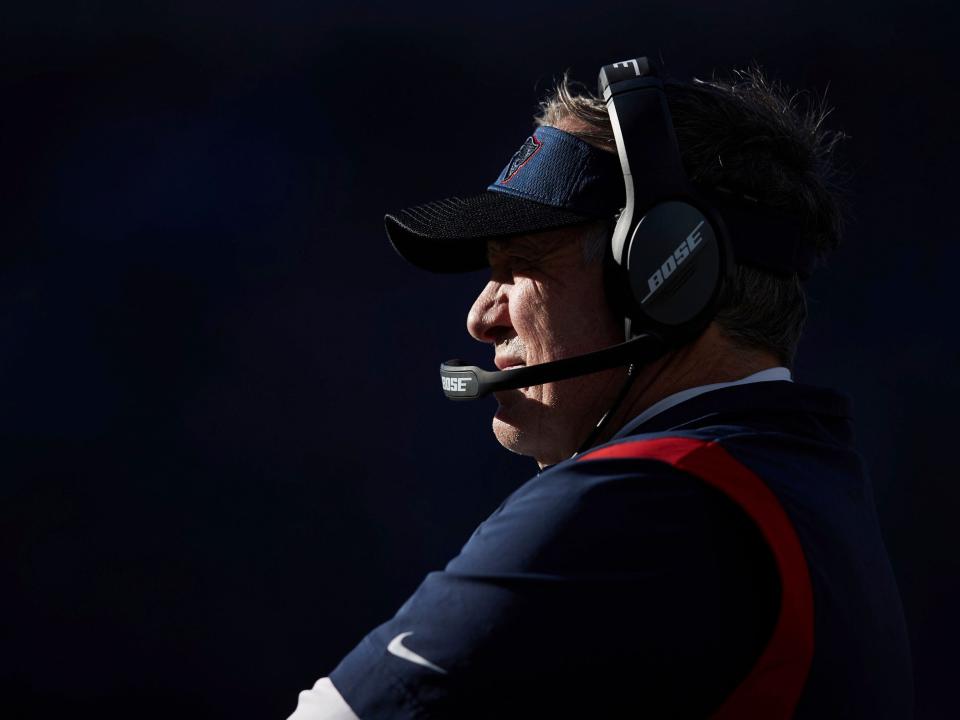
487, 235, 568, 263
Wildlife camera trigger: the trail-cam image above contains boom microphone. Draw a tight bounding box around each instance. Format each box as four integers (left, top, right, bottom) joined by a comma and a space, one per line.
439, 333, 664, 400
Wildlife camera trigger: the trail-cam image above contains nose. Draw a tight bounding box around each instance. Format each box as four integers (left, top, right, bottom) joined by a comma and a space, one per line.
467, 280, 512, 343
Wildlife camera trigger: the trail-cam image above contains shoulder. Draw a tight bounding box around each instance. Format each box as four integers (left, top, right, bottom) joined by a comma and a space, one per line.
448, 431, 773, 579
327, 430, 782, 718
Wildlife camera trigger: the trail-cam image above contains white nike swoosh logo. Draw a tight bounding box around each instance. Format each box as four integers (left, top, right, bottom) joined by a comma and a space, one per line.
386, 632, 448, 675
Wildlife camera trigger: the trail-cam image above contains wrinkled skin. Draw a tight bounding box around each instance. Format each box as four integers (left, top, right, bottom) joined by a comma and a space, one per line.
466, 226, 781, 467
467, 227, 627, 467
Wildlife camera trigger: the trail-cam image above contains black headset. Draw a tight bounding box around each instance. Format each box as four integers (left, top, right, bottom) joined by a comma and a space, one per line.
439, 56, 734, 402
599, 56, 732, 346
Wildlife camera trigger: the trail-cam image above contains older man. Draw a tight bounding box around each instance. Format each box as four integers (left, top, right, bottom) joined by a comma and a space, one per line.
289, 60, 912, 718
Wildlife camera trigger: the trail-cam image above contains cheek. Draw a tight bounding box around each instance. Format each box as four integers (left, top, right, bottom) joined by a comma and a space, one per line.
510, 283, 545, 340
511, 269, 620, 364
540, 286, 613, 353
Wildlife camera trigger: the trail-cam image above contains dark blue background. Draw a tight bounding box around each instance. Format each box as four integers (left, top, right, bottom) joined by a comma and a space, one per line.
2, 2, 957, 717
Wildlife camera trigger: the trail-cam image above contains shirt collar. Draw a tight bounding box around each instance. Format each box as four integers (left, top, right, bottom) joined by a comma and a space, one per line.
613, 367, 793, 440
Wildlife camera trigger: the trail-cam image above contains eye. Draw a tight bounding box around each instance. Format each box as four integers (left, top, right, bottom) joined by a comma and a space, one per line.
490, 253, 536, 282
510, 257, 536, 273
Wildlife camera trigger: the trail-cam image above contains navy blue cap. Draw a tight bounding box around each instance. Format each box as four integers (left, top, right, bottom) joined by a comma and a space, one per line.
386, 126, 819, 278
385, 126, 622, 273
486, 126, 624, 215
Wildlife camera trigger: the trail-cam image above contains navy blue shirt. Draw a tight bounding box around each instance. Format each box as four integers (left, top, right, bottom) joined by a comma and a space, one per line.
329, 380, 913, 718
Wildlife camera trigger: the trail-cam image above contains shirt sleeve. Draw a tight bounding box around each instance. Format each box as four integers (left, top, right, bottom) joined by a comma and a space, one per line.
328, 456, 780, 718
287, 677, 361, 720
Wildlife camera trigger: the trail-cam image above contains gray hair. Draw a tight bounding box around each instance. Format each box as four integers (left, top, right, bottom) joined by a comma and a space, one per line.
536, 66, 848, 367
579, 219, 612, 265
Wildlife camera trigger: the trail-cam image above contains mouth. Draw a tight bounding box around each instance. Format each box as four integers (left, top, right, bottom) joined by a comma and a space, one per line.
494, 357, 526, 371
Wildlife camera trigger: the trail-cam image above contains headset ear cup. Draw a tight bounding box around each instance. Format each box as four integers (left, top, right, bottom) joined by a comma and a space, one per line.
622, 201, 726, 344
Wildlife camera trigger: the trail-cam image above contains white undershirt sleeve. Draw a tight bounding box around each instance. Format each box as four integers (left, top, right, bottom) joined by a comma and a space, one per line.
287, 677, 360, 720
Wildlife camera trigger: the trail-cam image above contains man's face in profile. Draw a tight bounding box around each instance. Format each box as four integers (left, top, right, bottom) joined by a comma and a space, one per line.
466, 226, 624, 466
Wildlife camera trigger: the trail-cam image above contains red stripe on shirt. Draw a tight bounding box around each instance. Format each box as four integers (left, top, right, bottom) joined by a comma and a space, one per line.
578, 437, 814, 719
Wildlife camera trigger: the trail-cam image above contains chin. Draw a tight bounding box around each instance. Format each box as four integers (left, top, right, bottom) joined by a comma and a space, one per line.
492, 397, 554, 462
491, 416, 529, 457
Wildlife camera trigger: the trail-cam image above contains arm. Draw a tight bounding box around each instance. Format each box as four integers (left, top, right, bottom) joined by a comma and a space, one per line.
320, 457, 779, 718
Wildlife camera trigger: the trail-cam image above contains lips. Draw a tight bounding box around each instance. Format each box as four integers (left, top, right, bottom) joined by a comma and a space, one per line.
494, 357, 526, 371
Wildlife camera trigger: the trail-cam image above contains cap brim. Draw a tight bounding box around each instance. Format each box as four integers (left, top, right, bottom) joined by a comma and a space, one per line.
385, 191, 593, 273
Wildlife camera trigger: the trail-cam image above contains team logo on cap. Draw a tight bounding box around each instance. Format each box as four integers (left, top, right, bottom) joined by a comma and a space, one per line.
500, 133, 543, 184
